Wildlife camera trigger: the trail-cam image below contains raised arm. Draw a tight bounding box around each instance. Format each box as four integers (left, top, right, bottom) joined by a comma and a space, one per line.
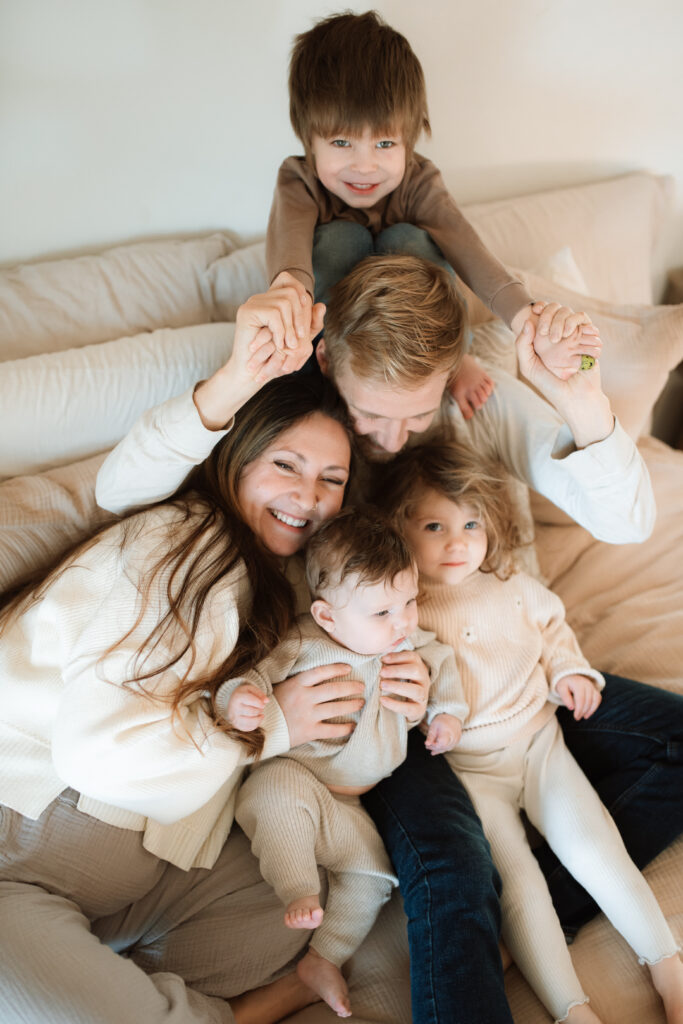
96, 287, 323, 515
453, 324, 655, 544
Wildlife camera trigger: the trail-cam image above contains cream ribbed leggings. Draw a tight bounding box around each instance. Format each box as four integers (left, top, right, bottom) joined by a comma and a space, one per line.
235, 757, 397, 967
448, 715, 679, 1022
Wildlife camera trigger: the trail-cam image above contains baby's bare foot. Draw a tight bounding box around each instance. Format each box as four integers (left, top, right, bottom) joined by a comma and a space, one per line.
285, 895, 324, 930
297, 949, 351, 1018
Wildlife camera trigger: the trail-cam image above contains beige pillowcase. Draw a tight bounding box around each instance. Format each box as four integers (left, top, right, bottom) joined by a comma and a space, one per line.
0, 322, 235, 479
519, 271, 683, 441
464, 171, 672, 307
0, 233, 233, 362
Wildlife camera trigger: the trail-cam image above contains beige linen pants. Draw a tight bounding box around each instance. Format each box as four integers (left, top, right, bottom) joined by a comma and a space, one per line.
0, 789, 310, 1024
236, 757, 397, 967
448, 715, 679, 1023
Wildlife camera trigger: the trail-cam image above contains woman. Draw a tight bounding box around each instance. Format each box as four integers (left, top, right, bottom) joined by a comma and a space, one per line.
0, 335, 365, 1023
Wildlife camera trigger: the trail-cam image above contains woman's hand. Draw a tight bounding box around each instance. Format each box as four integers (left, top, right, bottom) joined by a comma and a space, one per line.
379, 650, 431, 722
273, 663, 365, 746
515, 320, 614, 449
193, 288, 325, 431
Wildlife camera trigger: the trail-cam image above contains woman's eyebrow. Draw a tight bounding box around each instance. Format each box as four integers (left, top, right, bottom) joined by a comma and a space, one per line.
272, 448, 349, 473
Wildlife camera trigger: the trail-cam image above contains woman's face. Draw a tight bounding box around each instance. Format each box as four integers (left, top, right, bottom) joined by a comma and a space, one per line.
237, 412, 351, 557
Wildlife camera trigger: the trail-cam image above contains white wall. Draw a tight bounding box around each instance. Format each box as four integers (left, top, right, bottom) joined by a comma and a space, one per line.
2, 0, 682, 286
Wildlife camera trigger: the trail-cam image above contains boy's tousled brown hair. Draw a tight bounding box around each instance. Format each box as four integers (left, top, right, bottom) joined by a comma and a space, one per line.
305, 505, 415, 599
370, 438, 526, 579
289, 10, 430, 158
323, 253, 466, 387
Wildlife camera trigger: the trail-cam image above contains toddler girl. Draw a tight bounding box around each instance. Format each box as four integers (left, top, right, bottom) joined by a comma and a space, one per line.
374, 440, 683, 1024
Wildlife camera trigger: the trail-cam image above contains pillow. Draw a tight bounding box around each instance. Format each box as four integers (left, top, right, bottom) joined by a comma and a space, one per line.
0, 454, 111, 596
0, 322, 235, 479
209, 241, 269, 322
0, 233, 234, 362
518, 271, 683, 441
463, 171, 673, 306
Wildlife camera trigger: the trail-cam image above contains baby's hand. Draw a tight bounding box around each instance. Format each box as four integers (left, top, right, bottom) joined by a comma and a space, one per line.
555, 674, 602, 720
424, 713, 462, 755
226, 683, 269, 731
448, 354, 494, 421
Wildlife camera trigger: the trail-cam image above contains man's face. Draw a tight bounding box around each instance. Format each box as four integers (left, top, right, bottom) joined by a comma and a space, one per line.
317, 342, 449, 460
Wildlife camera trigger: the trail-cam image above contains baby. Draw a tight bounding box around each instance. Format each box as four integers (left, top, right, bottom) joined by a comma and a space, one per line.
223, 506, 466, 1018
373, 439, 683, 1024
265, 10, 601, 417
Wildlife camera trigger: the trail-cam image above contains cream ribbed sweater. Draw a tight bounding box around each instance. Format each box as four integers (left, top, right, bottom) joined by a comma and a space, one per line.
217, 616, 467, 789
417, 570, 604, 752
0, 504, 290, 870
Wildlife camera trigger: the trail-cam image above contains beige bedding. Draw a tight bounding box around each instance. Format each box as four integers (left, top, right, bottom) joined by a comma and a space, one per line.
0, 170, 681, 1022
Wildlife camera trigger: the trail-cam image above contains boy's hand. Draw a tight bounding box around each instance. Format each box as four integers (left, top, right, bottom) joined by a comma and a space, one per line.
269, 271, 315, 349
379, 651, 431, 722
424, 713, 462, 754
241, 288, 325, 383
555, 674, 602, 720
226, 683, 269, 731
511, 301, 599, 346
448, 353, 494, 420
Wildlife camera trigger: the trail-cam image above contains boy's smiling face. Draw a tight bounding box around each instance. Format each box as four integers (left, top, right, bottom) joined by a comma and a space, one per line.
310, 127, 406, 208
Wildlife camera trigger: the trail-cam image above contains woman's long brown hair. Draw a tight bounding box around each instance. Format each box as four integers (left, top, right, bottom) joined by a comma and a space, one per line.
2, 375, 352, 757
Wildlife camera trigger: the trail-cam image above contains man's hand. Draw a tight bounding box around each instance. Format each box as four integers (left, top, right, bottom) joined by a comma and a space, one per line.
379, 651, 431, 722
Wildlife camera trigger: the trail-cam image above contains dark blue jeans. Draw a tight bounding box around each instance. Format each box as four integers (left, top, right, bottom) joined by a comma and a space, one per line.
362, 674, 683, 1024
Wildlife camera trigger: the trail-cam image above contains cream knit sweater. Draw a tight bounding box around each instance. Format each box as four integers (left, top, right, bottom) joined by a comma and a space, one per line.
0, 504, 290, 870
417, 570, 604, 752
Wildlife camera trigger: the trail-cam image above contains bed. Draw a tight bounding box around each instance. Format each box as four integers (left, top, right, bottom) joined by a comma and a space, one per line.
1, 170, 681, 1022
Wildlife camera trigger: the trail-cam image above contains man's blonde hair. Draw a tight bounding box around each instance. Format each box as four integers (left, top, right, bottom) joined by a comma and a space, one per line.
289, 11, 430, 160
322, 253, 466, 387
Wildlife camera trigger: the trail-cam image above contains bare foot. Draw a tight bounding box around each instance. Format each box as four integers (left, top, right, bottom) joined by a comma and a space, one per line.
650, 953, 683, 1024
449, 353, 494, 420
566, 1001, 604, 1023
285, 894, 324, 930
296, 948, 351, 1018
230, 970, 319, 1024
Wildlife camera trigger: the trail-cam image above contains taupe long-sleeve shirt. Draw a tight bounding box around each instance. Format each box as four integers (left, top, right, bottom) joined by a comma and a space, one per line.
216, 616, 467, 790
266, 153, 533, 328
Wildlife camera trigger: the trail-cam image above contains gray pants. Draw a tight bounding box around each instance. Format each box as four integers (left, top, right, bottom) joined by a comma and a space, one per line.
0, 789, 308, 1024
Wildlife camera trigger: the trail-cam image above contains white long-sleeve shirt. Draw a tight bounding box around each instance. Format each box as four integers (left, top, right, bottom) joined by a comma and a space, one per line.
96, 372, 655, 545
0, 504, 290, 870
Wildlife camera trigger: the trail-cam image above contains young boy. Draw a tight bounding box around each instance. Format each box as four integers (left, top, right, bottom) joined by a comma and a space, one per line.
266, 10, 601, 418
222, 507, 466, 1019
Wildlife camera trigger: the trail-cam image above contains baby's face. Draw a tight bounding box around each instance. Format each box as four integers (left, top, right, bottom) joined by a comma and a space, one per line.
403, 489, 488, 586
321, 567, 419, 655
310, 126, 406, 208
